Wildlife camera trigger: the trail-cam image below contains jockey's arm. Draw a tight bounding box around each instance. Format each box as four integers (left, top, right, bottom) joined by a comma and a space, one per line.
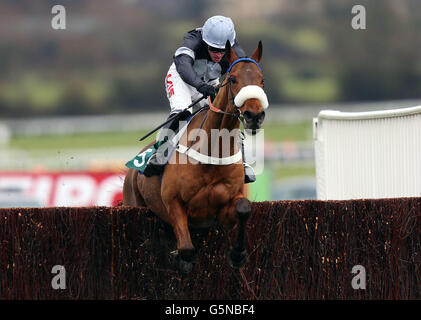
174, 54, 205, 89
173, 29, 207, 89
173, 29, 246, 89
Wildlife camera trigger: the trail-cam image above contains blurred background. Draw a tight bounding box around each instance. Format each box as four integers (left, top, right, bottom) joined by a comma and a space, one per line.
0, 0, 420, 206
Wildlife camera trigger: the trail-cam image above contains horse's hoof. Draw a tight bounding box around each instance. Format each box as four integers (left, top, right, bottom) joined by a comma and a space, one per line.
236, 198, 252, 219
179, 247, 195, 262
178, 258, 193, 274
228, 249, 248, 269
170, 251, 194, 274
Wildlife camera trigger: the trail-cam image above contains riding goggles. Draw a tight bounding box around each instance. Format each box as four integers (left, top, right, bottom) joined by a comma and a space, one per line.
208, 46, 225, 53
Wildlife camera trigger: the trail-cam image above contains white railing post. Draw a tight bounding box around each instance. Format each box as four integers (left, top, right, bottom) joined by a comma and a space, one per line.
314, 106, 421, 200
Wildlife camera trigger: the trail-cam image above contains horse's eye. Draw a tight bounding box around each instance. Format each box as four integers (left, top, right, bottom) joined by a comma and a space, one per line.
230, 76, 237, 84
261, 79, 265, 87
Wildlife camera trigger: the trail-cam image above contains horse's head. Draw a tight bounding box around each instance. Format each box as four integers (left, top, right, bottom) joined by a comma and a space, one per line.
224, 40, 268, 134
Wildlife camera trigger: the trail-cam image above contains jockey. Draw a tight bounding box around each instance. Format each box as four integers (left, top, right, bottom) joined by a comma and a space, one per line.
146, 15, 256, 183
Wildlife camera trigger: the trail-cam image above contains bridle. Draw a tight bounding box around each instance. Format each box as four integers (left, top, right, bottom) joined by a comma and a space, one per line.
177, 58, 265, 163
209, 57, 264, 123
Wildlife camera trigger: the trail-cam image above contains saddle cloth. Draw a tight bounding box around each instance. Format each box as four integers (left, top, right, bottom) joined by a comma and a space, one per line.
125, 139, 167, 174
125, 113, 195, 174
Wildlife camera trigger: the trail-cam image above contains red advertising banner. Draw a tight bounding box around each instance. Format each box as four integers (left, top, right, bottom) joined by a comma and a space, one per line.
0, 172, 125, 207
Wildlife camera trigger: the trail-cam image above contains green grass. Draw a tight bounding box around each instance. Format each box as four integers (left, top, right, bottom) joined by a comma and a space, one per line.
261, 122, 313, 141
274, 166, 315, 180
289, 28, 328, 54
282, 76, 340, 103
8, 121, 317, 185
9, 122, 313, 151
10, 131, 151, 151
270, 61, 340, 103
0, 76, 64, 111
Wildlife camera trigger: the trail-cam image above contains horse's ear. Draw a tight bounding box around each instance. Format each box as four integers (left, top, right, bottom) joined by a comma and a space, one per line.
225, 40, 237, 65
250, 40, 263, 63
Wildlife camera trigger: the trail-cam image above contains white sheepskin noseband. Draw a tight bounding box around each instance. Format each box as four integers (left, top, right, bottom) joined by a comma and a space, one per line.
233, 85, 269, 109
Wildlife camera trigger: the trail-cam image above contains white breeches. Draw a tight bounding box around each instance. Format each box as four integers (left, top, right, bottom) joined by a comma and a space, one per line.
165, 63, 219, 114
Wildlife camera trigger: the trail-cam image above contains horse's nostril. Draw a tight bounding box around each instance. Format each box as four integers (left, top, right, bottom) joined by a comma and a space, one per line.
243, 111, 254, 122
244, 111, 265, 125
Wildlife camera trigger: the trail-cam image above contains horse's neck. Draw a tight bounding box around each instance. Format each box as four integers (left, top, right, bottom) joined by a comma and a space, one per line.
200, 83, 240, 157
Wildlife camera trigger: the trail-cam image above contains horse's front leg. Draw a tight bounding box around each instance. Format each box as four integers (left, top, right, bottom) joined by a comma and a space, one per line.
220, 196, 252, 269
168, 199, 195, 273
229, 197, 252, 268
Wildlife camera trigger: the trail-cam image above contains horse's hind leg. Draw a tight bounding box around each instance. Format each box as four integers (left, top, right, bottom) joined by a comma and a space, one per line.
123, 168, 146, 206
228, 197, 252, 269
168, 199, 195, 273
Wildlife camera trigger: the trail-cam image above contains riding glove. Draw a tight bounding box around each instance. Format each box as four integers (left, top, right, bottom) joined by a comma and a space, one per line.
197, 84, 217, 101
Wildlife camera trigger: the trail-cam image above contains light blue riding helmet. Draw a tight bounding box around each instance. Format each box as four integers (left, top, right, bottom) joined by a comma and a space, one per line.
202, 15, 236, 49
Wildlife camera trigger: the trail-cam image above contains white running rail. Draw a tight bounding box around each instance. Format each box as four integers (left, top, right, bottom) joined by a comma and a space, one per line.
313, 105, 421, 200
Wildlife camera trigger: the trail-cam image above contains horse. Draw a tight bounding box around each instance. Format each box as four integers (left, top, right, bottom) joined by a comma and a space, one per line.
123, 40, 267, 273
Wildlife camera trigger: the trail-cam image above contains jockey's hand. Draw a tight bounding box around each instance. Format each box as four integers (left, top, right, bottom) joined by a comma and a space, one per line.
197, 84, 217, 101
